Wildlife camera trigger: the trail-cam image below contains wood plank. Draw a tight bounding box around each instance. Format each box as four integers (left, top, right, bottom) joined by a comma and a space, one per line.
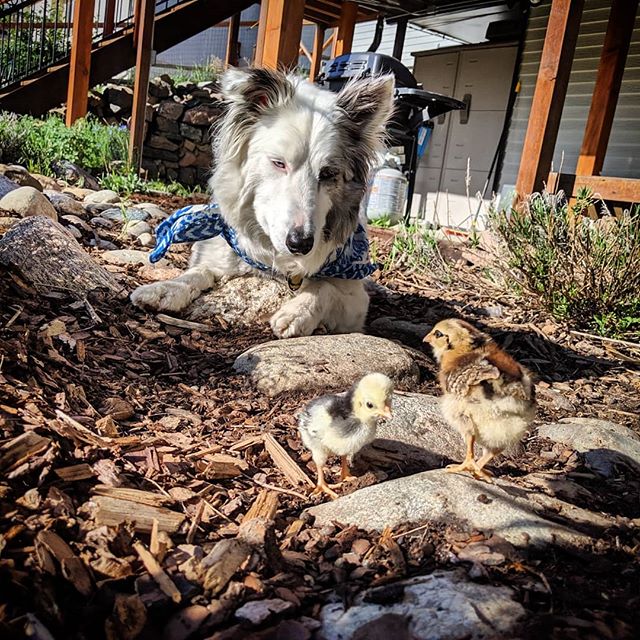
261, 0, 305, 70
225, 12, 241, 67
576, 0, 638, 176
310, 24, 326, 82
515, 0, 585, 197
104, 0, 116, 36
548, 173, 640, 203
65, 0, 95, 125
332, 1, 358, 57
254, 0, 270, 65
392, 16, 408, 61
128, 0, 155, 168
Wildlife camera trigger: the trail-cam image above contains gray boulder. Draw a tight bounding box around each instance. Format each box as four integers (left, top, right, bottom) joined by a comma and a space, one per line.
307, 469, 592, 548
234, 333, 420, 397
186, 275, 291, 326
45, 191, 86, 217
102, 249, 152, 266
102, 207, 149, 223
0, 186, 57, 220
318, 570, 525, 640
0, 164, 43, 190
373, 392, 463, 468
538, 417, 640, 477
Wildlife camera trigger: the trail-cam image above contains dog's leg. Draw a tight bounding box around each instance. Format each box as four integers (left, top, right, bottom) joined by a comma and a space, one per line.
131, 237, 249, 312
270, 278, 369, 338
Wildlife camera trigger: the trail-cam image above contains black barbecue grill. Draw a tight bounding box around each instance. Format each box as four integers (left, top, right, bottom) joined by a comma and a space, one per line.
317, 52, 465, 222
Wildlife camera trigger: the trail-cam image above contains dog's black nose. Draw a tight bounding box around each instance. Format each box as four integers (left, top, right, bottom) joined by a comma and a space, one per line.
286, 228, 314, 255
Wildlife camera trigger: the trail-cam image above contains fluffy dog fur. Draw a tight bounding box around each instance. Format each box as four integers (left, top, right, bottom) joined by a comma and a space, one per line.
131, 67, 395, 338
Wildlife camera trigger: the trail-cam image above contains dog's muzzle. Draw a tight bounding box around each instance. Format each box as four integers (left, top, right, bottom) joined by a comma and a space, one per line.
285, 226, 314, 255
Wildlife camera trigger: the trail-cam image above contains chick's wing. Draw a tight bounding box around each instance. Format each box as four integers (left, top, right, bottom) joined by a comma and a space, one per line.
445, 357, 501, 397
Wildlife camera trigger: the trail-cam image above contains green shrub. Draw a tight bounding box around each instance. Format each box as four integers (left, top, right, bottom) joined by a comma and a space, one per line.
0, 112, 128, 175
491, 190, 640, 338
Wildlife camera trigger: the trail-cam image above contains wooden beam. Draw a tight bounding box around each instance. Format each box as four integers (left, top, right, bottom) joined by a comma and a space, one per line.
261, 0, 305, 70
576, 0, 638, 177
299, 41, 312, 63
255, 0, 269, 65
65, 0, 95, 126
309, 24, 326, 82
225, 12, 241, 67
392, 16, 408, 60
104, 0, 116, 36
323, 32, 335, 52
332, 1, 358, 57
548, 172, 640, 202
128, 0, 155, 168
515, 0, 584, 197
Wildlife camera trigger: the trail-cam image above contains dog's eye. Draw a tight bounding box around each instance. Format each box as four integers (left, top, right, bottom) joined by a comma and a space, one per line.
271, 159, 286, 171
319, 167, 339, 181
434, 330, 443, 338
366, 401, 374, 409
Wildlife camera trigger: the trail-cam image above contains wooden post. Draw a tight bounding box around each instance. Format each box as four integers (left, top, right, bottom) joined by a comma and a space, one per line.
332, 1, 358, 58
104, 0, 116, 36
261, 0, 305, 70
65, 0, 95, 126
255, 0, 269, 65
309, 24, 326, 81
128, 0, 155, 168
392, 17, 408, 61
575, 0, 638, 177
515, 0, 584, 197
225, 12, 241, 67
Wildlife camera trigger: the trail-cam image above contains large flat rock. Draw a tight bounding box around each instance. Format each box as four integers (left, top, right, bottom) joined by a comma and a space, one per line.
318, 570, 525, 640
307, 469, 591, 548
186, 276, 291, 326
538, 417, 640, 477
371, 392, 464, 468
234, 333, 420, 397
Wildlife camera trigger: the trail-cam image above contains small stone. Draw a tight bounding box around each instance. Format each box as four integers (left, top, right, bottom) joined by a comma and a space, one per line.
90, 217, 114, 229
45, 191, 86, 217
84, 190, 120, 204
96, 240, 118, 250
63, 186, 96, 199
0, 163, 43, 190
66, 225, 83, 239
132, 203, 168, 219
52, 161, 100, 190
102, 249, 151, 266
102, 207, 149, 223
183, 104, 222, 126
0, 175, 20, 198
157, 100, 185, 121
0, 186, 57, 220
235, 598, 294, 625
137, 232, 154, 247
123, 220, 151, 237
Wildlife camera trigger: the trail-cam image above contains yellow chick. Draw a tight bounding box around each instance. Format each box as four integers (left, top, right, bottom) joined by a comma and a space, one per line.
424, 318, 536, 480
298, 373, 394, 499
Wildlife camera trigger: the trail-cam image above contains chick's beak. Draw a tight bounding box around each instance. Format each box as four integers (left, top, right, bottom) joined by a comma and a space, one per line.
423, 332, 433, 345
379, 405, 392, 419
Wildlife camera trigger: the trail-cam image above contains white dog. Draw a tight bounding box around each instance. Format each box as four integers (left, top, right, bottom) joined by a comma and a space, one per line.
131, 67, 395, 338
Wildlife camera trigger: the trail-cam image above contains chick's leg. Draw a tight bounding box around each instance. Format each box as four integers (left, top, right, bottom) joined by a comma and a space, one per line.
310, 451, 338, 499
446, 433, 478, 475
339, 455, 357, 482
473, 449, 496, 480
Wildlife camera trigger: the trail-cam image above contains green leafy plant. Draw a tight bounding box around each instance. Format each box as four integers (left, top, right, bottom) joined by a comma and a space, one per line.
0, 112, 128, 175
491, 190, 640, 338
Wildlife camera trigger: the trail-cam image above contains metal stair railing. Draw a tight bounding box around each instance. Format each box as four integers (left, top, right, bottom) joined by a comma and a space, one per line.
0, 0, 188, 90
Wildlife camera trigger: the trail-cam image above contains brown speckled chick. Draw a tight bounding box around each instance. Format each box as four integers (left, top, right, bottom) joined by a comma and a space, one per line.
424, 318, 536, 480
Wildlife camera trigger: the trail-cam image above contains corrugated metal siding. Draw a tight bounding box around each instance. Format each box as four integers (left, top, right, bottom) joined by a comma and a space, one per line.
352, 21, 458, 70
499, 0, 640, 190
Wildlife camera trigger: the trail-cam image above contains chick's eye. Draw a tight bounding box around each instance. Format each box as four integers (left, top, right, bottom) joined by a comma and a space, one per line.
434, 330, 443, 338
366, 401, 374, 409
271, 159, 286, 170
319, 167, 338, 181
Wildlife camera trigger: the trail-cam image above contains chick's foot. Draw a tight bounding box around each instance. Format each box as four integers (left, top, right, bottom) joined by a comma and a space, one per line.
311, 483, 339, 500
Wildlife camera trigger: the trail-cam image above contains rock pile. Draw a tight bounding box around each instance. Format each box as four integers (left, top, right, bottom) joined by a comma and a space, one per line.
86, 76, 223, 187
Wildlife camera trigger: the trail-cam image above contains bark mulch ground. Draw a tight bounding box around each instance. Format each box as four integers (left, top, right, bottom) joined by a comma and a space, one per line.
1, 200, 639, 639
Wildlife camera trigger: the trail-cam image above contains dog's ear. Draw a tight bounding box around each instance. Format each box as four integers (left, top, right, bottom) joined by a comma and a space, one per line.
221, 67, 293, 111
335, 75, 395, 133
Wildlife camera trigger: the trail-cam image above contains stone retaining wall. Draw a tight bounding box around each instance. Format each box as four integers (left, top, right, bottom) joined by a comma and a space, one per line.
88, 76, 223, 187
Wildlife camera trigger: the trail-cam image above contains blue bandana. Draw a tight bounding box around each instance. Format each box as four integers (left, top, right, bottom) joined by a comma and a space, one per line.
149, 203, 378, 282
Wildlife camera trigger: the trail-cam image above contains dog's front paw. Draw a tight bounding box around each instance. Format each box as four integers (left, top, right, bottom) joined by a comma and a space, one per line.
130, 281, 195, 312
270, 300, 319, 338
